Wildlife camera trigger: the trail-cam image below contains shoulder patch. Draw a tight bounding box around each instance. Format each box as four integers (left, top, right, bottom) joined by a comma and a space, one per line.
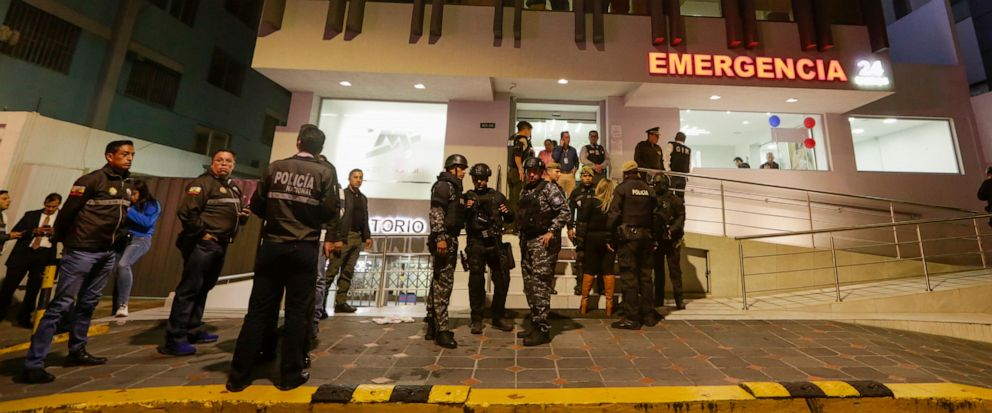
69, 186, 86, 197
187, 186, 203, 196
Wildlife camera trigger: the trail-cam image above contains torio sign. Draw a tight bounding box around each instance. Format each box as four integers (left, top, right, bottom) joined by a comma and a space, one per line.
648, 52, 849, 82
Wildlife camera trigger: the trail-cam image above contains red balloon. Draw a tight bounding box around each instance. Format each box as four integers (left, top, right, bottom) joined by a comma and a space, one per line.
803, 138, 816, 149
804, 117, 816, 129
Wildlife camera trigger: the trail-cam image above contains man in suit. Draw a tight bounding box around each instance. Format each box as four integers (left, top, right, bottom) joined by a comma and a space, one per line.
0, 193, 60, 328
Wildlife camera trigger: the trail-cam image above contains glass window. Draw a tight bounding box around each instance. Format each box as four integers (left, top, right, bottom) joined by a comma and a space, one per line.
193, 126, 230, 156
124, 55, 181, 109
679, 110, 828, 171
207, 49, 246, 96
1, 0, 81, 74
681, 0, 722, 17
850, 117, 960, 173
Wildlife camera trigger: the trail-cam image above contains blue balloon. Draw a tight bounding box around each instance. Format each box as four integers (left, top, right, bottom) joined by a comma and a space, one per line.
769, 115, 781, 128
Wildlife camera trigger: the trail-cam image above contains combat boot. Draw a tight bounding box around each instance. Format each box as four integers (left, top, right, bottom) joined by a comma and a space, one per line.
523, 329, 551, 346
424, 317, 436, 341
435, 331, 458, 349
491, 319, 514, 332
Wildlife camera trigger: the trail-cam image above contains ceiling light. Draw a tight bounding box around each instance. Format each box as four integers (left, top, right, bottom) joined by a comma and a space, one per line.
339, 81, 352, 87
853, 128, 865, 134
686, 109, 692, 113
414, 83, 426, 89
709, 95, 721, 100
883, 118, 897, 124
726, 110, 732, 115
680, 125, 711, 136
742, 121, 750, 125
557, 78, 569, 85
786, 98, 799, 103
848, 117, 857, 122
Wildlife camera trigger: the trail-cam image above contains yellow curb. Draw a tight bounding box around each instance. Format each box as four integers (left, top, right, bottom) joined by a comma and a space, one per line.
0, 384, 317, 412
351, 384, 394, 403
887, 383, 992, 400
740, 381, 791, 398
812, 381, 861, 398
429, 385, 471, 404
465, 386, 756, 406
0, 323, 110, 357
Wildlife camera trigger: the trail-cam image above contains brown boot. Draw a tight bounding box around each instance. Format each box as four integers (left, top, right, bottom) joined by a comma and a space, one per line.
603, 275, 617, 316
579, 275, 595, 314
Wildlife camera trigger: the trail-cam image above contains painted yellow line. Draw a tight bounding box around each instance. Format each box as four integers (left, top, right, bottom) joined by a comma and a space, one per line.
465, 386, 756, 406
0, 384, 317, 412
887, 383, 992, 400
740, 381, 791, 398
812, 381, 861, 398
351, 384, 394, 403
0, 324, 110, 357
429, 385, 471, 404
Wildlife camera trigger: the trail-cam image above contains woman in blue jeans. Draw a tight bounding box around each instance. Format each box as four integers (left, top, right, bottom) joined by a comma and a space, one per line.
114, 180, 160, 317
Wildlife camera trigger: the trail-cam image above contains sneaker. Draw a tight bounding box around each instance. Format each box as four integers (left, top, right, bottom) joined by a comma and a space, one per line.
115, 304, 128, 318
158, 342, 197, 356
188, 331, 219, 344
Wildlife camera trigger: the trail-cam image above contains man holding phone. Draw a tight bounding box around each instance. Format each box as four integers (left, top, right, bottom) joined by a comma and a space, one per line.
0, 193, 60, 328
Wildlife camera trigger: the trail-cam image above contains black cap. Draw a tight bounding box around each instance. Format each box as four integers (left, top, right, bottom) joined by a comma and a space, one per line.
646, 127, 660, 135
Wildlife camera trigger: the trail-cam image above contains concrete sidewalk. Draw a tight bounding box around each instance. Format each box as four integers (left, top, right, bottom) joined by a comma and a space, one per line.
0, 313, 990, 402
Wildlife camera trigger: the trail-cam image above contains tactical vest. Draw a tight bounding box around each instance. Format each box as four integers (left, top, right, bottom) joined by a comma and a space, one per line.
506, 134, 532, 170
518, 181, 555, 236
432, 180, 465, 232
668, 141, 692, 173
466, 189, 502, 237
584, 144, 605, 165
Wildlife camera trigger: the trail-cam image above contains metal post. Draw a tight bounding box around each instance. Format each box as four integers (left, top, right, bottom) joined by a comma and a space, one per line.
32, 265, 58, 333
829, 233, 841, 303
375, 251, 389, 307
974, 218, 987, 269
806, 191, 815, 248
916, 225, 932, 292
738, 240, 748, 310
890, 202, 901, 259
720, 181, 727, 237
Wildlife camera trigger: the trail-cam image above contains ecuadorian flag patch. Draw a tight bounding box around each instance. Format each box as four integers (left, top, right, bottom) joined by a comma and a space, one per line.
187, 186, 203, 196
69, 186, 86, 197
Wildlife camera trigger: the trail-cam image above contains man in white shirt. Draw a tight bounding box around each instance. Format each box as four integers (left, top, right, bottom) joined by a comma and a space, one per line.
0, 193, 59, 328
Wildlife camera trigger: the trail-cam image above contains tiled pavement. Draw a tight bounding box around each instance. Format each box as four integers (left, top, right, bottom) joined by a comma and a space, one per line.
1, 316, 991, 402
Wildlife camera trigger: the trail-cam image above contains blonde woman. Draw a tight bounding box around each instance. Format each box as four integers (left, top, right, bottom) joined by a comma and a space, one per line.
575, 179, 618, 315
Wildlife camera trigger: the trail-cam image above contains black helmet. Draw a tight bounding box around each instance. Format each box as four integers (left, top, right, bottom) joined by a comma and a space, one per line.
522, 157, 545, 171
653, 173, 671, 192
469, 163, 492, 178
444, 154, 468, 169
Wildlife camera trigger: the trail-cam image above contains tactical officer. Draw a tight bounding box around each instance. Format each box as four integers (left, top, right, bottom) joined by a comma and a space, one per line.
567, 166, 597, 295
161, 149, 249, 356
227, 125, 341, 392
516, 158, 570, 346
653, 174, 687, 310
463, 163, 515, 334
663, 132, 692, 198
507, 121, 534, 223
580, 130, 610, 184
634, 127, 663, 173
607, 161, 658, 330
19, 140, 134, 384
425, 154, 469, 349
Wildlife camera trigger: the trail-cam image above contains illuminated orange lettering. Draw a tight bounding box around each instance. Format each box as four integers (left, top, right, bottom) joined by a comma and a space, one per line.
755, 57, 775, 79
648, 52, 667, 75
796, 58, 816, 80
774, 58, 795, 80
734, 56, 755, 78
669, 53, 693, 75
826, 60, 847, 81
816, 59, 826, 81
713, 55, 734, 77
694, 54, 713, 76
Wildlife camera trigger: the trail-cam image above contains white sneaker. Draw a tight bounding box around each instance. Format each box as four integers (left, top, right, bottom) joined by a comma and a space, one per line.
115, 304, 128, 318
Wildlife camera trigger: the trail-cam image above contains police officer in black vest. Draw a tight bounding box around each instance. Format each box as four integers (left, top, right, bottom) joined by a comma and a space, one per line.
227, 125, 341, 392
653, 174, 687, 310
607, 161, 659, 330
580, 130, 610, 185
425, 154, 468, 349
663, 132, 692, 199
463, 163, 515, 334
507, 121, 535, 226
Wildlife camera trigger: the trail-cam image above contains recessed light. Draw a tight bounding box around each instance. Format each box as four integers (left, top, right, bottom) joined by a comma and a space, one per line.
883, 118, 897, 124
339, 81, 352, 87
709, 95, 721, 100
557, 78, 569, 85
853, 128, 865, 134
786, 98, 799, 103
686, 109, 692, 113
414, 83, 426, 89
726, 110, 732, 114
742, 121, 750, 125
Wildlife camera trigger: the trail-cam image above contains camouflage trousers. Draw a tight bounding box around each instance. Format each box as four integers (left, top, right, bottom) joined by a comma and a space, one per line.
427, 237, 459, 332
520, 236, 560, 332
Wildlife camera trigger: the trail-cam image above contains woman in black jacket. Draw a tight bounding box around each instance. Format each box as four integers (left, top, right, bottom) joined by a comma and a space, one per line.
576, 179, 618, 315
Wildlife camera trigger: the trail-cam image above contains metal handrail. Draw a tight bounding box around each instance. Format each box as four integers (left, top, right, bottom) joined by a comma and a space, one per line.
735, 214, 992, 240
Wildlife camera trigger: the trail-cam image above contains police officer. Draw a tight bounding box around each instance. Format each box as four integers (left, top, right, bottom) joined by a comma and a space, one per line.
607, 161, 658, 330
425, 154, 469, 349
507, 121, 535, 225
19, 140, 134, 384
653, 174, 687, 310
463, 163, 515, 334
161, 149, 249, 356
567, 166, 597, 295
227, 125, 341, 392
634, 127, 663, 173
516, 158, 570, 346
580, 130, 610, 185
663, 132, 692, 198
